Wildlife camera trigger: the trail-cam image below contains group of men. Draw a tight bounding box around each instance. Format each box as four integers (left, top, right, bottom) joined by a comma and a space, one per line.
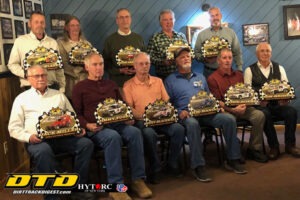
7, 6, 300, 200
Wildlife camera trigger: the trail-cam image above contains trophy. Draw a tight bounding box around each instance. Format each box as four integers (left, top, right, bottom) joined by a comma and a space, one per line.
166, 40, 194, 60
201, 36, 231, 58
143, 99, 178, 127
94, 98, 133, 125
188, 91, 220, 117
259, 79, 295, 100
69, 42, 98, 65
225, 83, 260, 106
24, 46, 63, 71
115, 46, 141, 67
36, 107, 81, 139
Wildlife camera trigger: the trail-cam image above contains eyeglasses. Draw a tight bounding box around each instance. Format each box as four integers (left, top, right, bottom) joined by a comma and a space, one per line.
27, 74, 47, 79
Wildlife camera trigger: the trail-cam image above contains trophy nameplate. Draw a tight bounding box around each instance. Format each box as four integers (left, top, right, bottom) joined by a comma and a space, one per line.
188, 91, 220, 117
201, 36, 231, 58
36, 107, 81, 139
24, 46, 63, 72
94, 98, 133, 125
166, 40, 195, 60
115, 46, 141, 67
225, 83, 260, 106
259, 79, 295, 100
143, 99, 178, 127
69, 42, 98, 65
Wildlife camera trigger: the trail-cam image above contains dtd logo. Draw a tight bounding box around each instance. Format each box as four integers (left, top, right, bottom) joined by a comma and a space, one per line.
5, 173, 79, 189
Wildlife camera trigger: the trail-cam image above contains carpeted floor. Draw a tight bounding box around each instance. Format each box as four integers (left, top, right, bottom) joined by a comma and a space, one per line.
1, 125, 300, 200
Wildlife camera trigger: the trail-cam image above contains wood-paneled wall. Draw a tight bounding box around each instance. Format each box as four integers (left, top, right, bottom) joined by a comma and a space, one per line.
43, 0, 300, 120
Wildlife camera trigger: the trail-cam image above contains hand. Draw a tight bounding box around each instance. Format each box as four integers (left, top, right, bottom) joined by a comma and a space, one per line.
233, 104, 246, 116
29, 134, 42, 144
120, 67, 136, 75
179, 110, 190, 120
86, 123, 103, 133
75, 128, 86, 137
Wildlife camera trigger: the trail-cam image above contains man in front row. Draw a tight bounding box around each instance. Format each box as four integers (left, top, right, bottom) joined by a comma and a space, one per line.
165, 48, 247, 178
8, 65, 94, 200
207, 48, 268, 163
244, 42, 300, 159
72, 52, 152, 200
123, 52, 185, 184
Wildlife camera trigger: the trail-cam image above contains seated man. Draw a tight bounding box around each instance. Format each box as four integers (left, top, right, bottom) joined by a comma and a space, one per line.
8, 65, 94, 200
207, 48, 268, 163
72, 52, 152, 200
244, 42, 300, 159
123, 52, 185, 184
165, 48, 247, 177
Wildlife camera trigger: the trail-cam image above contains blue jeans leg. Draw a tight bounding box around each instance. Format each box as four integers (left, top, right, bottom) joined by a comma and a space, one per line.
116, 124, 146, 180
135, 120, 161, 173
198, 113, 241, 160
157, 123, 185, 168
90, 128, 123, 183
181, 117, 206, 169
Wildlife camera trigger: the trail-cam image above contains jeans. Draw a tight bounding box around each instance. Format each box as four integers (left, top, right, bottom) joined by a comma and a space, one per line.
27, 136, 94, 189
89, 122, 145, 183
256, 105, 297, 148
135, 120, 185, 173
197, 113, 241, 161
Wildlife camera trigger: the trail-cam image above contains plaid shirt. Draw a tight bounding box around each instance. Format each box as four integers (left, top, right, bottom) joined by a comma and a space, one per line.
147, 31, 187, 77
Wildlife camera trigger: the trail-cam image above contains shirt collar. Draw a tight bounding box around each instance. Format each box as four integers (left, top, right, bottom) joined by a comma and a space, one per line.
175, 71, 195, 79
29, 87, 49, 95
133, 75, 154, 85
257, 61, 272, 69
118, 29, 131, 36
210, 26, 223, 31
29, 31, 47, 41
216, 68, 235, 77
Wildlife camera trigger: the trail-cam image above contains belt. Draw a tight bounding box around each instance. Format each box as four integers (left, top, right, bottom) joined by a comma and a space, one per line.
204, 65, 217, 71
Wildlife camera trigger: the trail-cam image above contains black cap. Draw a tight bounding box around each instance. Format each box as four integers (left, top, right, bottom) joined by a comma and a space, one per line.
174, 47, 191, 59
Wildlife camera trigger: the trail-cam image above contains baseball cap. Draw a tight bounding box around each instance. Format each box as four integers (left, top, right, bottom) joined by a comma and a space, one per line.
174, 47, 191, 59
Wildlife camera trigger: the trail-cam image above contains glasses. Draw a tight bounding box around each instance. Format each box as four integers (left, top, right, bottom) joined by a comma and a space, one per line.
27, 74, 47, 79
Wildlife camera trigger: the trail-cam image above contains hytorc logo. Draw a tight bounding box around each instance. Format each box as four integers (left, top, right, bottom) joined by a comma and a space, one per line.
5, 173, 79, 189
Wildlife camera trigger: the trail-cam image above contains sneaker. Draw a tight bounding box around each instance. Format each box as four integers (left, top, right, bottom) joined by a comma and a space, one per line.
109, 192, 132, 200
131, 179, 152, 198
192, 166, 212, 182
246, 149, 269, 163
225, 159, 248, 174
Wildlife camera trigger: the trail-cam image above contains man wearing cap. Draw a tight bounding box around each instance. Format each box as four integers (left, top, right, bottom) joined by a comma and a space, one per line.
165, 47, 247, 177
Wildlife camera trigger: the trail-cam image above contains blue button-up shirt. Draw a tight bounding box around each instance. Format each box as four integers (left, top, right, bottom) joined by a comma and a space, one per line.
164, 71, 209, 115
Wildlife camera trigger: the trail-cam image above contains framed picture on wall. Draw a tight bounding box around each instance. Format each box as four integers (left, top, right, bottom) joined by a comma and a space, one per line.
1, 17, 13, 39
283, 4, 300, 40
24, 0, 33, 19
34, 3, 42, 12
13, 0, 23, 16
26, 22, 30, 33
242, 23, 269, 46
3, 43, 13, 65
50, 14, 70, 30
14, 20, 25, 38
0, 0, 10, 14
186, 26, 203, 47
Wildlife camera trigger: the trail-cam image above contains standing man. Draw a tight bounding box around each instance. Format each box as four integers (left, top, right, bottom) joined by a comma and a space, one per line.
123, 52, 185, 184
102, 8, 145, 88
165, 47, 247, 178
8, 65, 93, 200
244, 42, 300, 159
194, 7, 243, 78
147, 9, 188, 80
72, 52, 152, 200
207, 48, 268, 163
8, 11, 65, 92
